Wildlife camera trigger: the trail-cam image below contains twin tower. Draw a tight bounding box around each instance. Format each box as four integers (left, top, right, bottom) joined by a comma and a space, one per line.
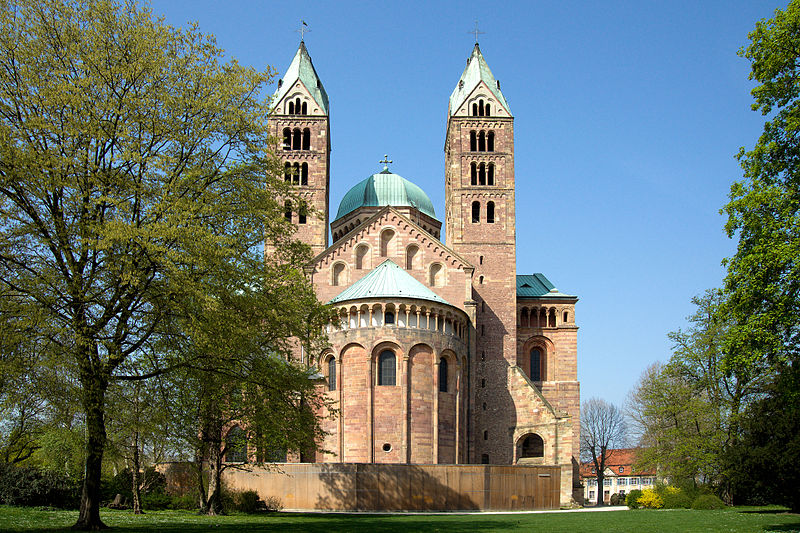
268, 41, 580, 506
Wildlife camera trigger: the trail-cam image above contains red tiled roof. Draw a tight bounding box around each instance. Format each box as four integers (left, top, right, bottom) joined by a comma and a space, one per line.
579, 448, 655, 478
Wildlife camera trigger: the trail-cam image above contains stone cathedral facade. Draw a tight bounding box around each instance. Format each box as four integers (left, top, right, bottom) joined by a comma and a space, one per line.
268, 41, 581, 504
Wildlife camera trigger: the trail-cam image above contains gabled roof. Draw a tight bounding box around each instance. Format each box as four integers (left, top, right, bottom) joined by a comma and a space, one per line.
516, 274, 576, 299
449, 44, 511, 116
273, 42, 328, 115
579, 448, 655, 478
329, 259, 451, 305
334, 169, 437, 222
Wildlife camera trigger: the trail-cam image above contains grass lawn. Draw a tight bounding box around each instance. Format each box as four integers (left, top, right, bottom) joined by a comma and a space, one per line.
0, 505, 798, 532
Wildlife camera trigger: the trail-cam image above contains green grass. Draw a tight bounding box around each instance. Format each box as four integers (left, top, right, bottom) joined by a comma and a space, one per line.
0, 505, 798, 532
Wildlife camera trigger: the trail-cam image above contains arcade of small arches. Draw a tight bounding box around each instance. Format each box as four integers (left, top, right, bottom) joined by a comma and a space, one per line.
325, 302, 468, 342
284, 199, 308, 224
332, 220, 440, 243
282, 127, 311, 151
471, 200, 495, 223
331, 258, 448, 288
287, 96, 308, 115
518, 306, 571, 328
324, 349, 456, 393
284, 161, 309, 186
469, 130, 495, 152
471, 98, 491, 117
470, 161, 495, 186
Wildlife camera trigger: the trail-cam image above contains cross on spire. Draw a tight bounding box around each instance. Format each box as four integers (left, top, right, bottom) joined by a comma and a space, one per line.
379, 154, 392, 171
469, 20, 485, 44
296, 20, 310, 42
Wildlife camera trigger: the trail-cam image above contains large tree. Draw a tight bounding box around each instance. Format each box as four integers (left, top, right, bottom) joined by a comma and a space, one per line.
720, 1, 800, 508
580, 398, 627, 506
0, 0, 322, 528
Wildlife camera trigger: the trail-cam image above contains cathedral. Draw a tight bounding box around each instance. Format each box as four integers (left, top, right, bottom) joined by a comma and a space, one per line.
268, 40, 581, 504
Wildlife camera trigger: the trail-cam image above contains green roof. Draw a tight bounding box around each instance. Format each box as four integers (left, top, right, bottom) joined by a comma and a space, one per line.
449, 44, 511, 117
274, 42, 328, 115
330, 259, 450, 305
334, 169, 437, 221
516, 274, 575, 299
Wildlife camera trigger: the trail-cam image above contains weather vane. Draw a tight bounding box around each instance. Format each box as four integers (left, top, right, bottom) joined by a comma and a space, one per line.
380, 154, 392, 171
469, 20, 485, 44
297, 20, 310, 42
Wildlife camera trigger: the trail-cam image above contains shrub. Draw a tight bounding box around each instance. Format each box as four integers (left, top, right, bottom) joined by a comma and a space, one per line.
692, 493, 726, 510
169, 493, 199, 510
609, 493, 620, 505
264, 495, 283, 512
659, 486, 692, 509
638, 488, 664, 509
0, 463, 80, 509
142, 491, 172, 511
626, 489, 643, 509
232, 489, 262, 513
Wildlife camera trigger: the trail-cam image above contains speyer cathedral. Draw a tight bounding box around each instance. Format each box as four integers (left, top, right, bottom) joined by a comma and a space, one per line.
268, 40, 581, 504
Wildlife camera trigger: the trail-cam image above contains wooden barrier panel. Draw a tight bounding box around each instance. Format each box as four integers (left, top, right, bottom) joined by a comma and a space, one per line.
213, 463, 561, 511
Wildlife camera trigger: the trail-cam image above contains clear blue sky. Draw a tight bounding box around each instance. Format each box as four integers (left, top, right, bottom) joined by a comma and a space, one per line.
149, 0, 782, 409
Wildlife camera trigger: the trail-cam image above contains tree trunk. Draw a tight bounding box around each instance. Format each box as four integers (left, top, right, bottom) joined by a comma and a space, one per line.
73, 370, 109, 530
194, 450, 208, 512
131, 430, 143, 514
203, 443, 224, 515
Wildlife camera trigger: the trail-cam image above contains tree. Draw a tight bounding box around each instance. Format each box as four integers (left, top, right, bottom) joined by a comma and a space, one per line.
627, 291, 764, 492
0, 0, 320, 528
580, 398, 627, 506
719, 0, 800, 508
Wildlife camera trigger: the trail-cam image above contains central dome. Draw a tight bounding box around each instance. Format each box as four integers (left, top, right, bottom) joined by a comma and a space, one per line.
334, 169, 437, 221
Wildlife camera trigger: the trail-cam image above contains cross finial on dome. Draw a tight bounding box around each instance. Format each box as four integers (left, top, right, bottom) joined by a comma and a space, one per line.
379, 154, 393, 171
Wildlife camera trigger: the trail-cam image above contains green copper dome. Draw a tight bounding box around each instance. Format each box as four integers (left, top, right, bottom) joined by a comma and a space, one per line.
334, 169, 437, 221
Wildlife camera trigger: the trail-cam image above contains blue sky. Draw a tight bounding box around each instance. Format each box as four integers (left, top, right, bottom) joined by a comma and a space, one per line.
150, 0, 782, 409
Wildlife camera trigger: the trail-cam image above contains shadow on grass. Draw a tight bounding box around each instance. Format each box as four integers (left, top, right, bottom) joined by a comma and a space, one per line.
763, 524, 800, 532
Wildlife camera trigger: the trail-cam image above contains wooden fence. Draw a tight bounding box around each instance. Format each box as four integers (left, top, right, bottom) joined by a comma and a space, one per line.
218, 463, 561, 511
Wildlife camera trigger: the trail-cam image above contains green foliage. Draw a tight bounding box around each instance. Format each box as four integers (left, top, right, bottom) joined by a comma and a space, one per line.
101, 467, 166, 505
141, 491, 172, 511
168, 493, 199, 511
626, 489, 643, 509
232, 490, 262, 514
609, 493, 620, 505
658, 486, 692, 509
263, 495, 283, 512
637, 489, 664, 509
0, 463, 80, 509
692, 494, 726, 510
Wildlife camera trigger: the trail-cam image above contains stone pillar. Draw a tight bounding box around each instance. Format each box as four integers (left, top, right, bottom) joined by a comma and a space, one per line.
367, 353, 374, 463
402, 354, 410, 463
433, 356, 440, 464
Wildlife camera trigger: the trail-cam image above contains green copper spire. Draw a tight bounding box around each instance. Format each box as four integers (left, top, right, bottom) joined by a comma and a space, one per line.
448, 43, 511, 117
274, 41, 328, 115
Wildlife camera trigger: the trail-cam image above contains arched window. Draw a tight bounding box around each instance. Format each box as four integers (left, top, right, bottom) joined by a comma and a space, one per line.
470, 131, 477, 151
405, 244, 418, 270
549, 308, 556, 327
479, 163, 486, 185
564, 311, 569, 323
302, 128, 310, 150
284, 200, 292, 221
472, 103, 478, 116
485, 103, 491, 116
530, 348, 542, 382
282, 128, 291, 150
481, 453, 489, 464
470, 162, 477, 185
298, 202, 307, 224
328, 357, 336, 391
540, 308, 547, 328
487, 201, 495, 223
378, 350, 396, 386
290, 128, 300, 150
521, 308, 529, 328
301, 101, 307, 115
384, 311, 395, 325
478, 130, 486, 152
225, 426, 247, 463
332, 263, 345, 286
521, 434, 544, 458
488, 131, 495, 152
488, 163, 495, 185
294, 97, 301, 114
292, 162, 300, 185
355, 244, 369, 270
438, 357, 448, 392
380, 229, 394, 257
478, 99, 485, 116
301, 163, 308, 186
284, 162, 292, 182
288, 101, 295, 114
471, 201, 480, 223
429, 263, 442, 287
